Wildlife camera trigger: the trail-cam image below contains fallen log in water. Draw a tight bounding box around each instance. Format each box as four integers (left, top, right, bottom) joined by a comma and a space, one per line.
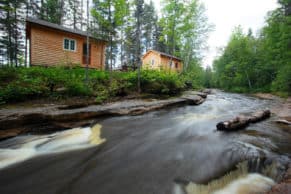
216, 110, 271, 131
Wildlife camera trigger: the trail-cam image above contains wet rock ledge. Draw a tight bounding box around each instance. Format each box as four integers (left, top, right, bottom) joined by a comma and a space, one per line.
266, 163, 291, 194
0, 91, 209, 140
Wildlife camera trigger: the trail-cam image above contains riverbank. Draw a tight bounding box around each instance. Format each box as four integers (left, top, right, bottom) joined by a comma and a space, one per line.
252, 93, 291, 124
245, 93, 291, 194
0, 90, 209, 140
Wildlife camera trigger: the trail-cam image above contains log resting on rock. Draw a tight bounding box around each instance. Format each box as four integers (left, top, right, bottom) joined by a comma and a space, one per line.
216, 110, 271, 131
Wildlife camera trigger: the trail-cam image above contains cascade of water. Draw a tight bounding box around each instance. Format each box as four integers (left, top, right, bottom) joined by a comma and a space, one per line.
0, 124, 105, 169
175, 159, 284, 194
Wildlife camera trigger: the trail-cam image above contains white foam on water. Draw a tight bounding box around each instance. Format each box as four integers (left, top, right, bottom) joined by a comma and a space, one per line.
37, 127, 92, 152
212, 173, 275, 194
0, 148, 36, 169
0, 124, 105, 169
181, 173, 275, 194
183, 162, 275, 194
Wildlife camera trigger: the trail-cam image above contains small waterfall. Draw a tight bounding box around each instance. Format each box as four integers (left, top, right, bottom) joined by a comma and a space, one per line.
174, 158, 287, 194
0, 124, 106, 169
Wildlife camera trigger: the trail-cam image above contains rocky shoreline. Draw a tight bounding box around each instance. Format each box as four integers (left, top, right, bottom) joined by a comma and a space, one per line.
251, 94, 291, 194
0, 90, 209, 140
267, 163, 291, 194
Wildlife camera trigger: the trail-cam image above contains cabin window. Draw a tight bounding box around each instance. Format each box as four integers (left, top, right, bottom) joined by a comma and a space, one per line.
151, 59, 155, 66
175, 62, 178, 68
63, 38, 76, 51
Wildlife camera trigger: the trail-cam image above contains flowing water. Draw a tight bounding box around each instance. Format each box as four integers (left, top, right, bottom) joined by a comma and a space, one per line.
0, 91, 290, 194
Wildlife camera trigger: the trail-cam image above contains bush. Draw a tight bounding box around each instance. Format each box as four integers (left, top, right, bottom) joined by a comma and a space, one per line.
139, 70, 185, 95
0, 67, 195, 104
271, 64, 291, 95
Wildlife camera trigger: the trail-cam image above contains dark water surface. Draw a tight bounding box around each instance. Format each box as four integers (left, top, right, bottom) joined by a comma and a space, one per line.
0, 91, 290, 194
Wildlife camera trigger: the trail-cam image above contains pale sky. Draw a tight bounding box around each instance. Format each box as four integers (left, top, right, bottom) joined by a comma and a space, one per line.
147, 0, 279, 67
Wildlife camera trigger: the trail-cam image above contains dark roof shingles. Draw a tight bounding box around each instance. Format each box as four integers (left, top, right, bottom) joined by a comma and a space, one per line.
26, 17, 106, 41
148, 50, 182, 61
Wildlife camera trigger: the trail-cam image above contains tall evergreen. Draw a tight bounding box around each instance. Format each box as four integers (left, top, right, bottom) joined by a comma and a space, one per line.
0, 0, 25, 66
40, 0, 65, 24
64, 0, 83, 29
143, 1, 157, 51
91, 0, 128, 70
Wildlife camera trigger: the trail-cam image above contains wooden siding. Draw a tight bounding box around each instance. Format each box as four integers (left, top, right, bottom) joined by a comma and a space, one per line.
142, 51, 183, 72
29, 24, 106, 69
142, 51, 161, 70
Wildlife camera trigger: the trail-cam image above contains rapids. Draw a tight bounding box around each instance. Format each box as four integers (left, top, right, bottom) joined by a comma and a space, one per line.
0, 91, 290, 194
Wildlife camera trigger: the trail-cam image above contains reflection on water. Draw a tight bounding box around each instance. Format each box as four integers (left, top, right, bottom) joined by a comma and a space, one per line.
0, 124, 105, 169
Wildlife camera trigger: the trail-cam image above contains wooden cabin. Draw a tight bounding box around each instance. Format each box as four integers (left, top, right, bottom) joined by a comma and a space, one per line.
142, 50, 183, 72
26, 18, 107, 69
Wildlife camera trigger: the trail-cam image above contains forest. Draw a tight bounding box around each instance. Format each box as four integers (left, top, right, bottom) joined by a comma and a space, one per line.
209, 0, 291, 96
0, 0, 210, 71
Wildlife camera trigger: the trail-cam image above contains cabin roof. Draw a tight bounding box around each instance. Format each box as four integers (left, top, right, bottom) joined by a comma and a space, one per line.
143, 50, 182, 61
26, 17, 107, 42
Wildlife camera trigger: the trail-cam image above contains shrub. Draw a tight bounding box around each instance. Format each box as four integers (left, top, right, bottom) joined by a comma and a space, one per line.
0, 67, 193, 104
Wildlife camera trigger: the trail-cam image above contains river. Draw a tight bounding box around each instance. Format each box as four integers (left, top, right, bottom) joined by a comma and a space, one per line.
0, 91, 290, 194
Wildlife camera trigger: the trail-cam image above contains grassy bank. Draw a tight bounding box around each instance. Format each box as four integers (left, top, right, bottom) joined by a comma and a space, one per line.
0, 66, 200, 105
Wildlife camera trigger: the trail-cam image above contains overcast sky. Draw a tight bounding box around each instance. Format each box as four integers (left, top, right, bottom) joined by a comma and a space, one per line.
147, 0, 279, 67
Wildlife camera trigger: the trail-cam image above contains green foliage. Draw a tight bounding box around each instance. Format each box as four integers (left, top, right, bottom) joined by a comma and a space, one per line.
139, 70, 185, 95
212, 3, 291, 95
0, 67, 204, 104
271, 64, 291, 94
160, 0, 211, 72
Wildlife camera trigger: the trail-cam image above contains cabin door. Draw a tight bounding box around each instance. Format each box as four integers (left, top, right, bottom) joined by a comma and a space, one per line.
83, 43, 91, 65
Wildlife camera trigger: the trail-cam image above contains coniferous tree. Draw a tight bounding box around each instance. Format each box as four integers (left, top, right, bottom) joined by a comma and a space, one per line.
0, 0, 25, 66
65, 0, 83, 29
91, 0, 128, 70
143, 1, 157, 51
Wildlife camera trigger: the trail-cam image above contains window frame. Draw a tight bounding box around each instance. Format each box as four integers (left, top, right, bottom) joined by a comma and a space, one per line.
63, 38, 77, 52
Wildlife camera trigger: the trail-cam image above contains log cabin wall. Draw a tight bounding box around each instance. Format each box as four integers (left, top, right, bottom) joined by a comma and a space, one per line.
142, 50, 183, 72
29, 23, 106, 69
142, 51, 161, 70
160, 56, 183, 72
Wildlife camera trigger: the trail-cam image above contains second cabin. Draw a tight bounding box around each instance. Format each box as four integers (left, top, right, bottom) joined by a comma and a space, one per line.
142, 50, 183, 72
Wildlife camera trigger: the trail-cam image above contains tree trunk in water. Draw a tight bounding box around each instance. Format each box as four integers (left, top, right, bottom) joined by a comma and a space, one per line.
216, 110, 271, 131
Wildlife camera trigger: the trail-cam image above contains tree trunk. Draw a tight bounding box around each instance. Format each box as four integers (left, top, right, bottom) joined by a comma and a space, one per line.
136, 1, 142, 93
216, 110, 271, 131
25, 1, 30, 67
245, 70, 252, 90
14, 2, 18, 67
85, 0, 89, 84
7, 9, 12, 66
80, 0, 83, 30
